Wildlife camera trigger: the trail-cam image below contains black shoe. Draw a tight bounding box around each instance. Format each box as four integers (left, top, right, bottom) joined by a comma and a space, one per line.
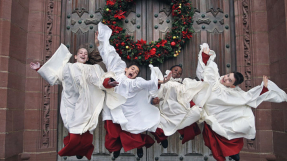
76, 155, 83, 159
113, 150, 121, 159
137, 148, 143, 158
229, 153, 240, 161
161, 139, 168, 148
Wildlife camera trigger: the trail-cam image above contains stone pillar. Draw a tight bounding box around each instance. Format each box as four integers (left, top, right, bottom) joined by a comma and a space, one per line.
267, 0, 287, 160
234, 0, 275, 160
0, 0, 30, 160
22, 0, 62, 160
0, 0, 61, 161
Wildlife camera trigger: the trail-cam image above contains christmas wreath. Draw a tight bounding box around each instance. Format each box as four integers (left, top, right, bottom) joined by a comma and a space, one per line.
102, 0, 194, 65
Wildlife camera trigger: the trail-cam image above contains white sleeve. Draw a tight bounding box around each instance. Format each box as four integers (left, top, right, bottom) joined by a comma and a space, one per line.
202, 61, 221, 86
38, 44, 72, 85
148, 65, 163, 98
135, 78, 158, 92
97, 22, 126, 75
213, 80, 287, 109
196, 43, 216, 80
246, 80, 287, 108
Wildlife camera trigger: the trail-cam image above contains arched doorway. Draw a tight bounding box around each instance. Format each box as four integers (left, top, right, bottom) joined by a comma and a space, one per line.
57, 0, 236, 160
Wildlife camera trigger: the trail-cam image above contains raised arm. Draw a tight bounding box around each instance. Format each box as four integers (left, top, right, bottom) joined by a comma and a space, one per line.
247, 75, 287, 107
32, 44, 72, 85
95, 22, 126, 75
196, 43, 216, 80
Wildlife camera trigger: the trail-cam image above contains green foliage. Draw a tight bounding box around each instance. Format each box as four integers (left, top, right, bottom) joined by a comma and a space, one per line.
101, 0, 194, 65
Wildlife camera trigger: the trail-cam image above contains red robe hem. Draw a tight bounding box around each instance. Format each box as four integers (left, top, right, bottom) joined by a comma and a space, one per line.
203, 123, 243, 161
58, 132, 94, 160
104, 120, 154, 152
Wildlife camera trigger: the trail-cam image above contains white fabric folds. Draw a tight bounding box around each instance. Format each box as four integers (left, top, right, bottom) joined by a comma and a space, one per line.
196, 43, 287, 140
156, 77, 211, 136
38, 44, 126, 134
98, 22, 160, 134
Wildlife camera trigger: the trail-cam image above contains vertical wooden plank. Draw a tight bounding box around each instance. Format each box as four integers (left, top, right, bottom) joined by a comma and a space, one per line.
200, 0, 207, 44
229, 0, 237, 72
223, 0, 231, 74
136, 0, 148, 80
136, 0, 142, 40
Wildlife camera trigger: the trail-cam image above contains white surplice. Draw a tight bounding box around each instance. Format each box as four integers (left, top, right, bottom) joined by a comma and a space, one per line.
97, 22, 160, 134
38, 44, 126, 134
155, 72, 211, 136
196, 43, 287, 140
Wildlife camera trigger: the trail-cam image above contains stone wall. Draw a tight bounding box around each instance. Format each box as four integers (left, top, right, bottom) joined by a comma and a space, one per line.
267, 0, 287, 160
0, 0, 29, 160
0, 0, 62, 160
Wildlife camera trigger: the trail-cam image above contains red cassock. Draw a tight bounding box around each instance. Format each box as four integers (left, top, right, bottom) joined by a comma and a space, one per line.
151, 101, 201, 144
104, 120, 155, 152
201, 52, 269, 161
203, 123, 243, 161
35, 66, 95, 160
58, 132, 94, 160
202, 86, 268, 161
103, 78, 155, 152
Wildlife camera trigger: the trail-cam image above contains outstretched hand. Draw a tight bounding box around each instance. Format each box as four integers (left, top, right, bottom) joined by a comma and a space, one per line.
95, 31, 99, 47
30, 62, 40, 70
165, 71, 172, 82
263, 75, 268, 87
108, 79, 119, 87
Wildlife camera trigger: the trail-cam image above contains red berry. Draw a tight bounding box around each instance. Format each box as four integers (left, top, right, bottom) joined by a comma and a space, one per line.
135, 57, 138, 60
127, 55, 131, 59
171, 42, 176, 46
121, 42, 125, 46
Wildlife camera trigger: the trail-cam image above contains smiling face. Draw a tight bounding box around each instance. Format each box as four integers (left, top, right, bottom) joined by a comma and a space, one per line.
170, 66, 182, 78
74, 48, 88, 63
220, 73, 236, 87
125, 65, 139, 79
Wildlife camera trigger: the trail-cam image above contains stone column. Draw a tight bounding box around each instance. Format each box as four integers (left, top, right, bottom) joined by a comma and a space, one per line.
0, 0, 29, 160
267, 0, 287, 160
22, 0, 62, 160
234, 0, 275, 160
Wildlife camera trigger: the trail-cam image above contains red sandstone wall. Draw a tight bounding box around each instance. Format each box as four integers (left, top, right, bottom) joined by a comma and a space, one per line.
1, 0, 61, 160
267, 0, 287, 159
22, 0, 62, 160
0, 0, 29, 160
234, 0, 278, 160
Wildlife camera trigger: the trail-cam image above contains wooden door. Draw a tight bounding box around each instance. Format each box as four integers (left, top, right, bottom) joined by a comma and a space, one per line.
58, 0, 236, 160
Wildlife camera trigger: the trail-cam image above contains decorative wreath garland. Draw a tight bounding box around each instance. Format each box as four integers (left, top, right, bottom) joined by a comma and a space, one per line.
102, 0, 194, 65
